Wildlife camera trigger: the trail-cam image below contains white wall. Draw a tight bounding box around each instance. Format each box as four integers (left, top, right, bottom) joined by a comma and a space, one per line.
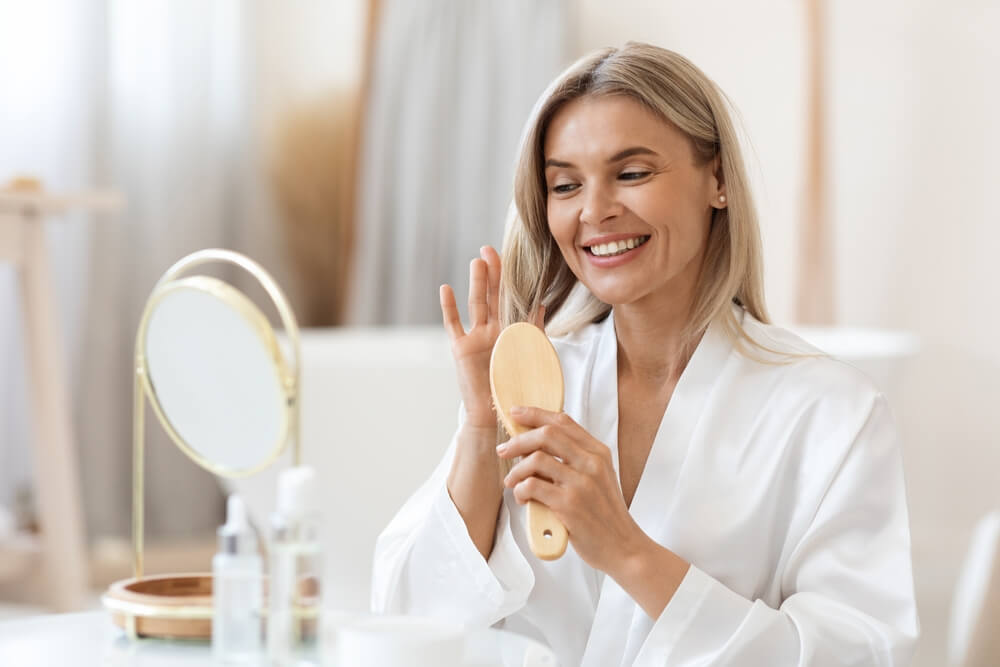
576, 2, 1000, 665
897, 3, 1000, 662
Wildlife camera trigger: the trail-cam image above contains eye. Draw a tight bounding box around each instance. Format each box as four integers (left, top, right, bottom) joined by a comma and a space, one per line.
550, 182, 579, 194
619, 170, 652, 182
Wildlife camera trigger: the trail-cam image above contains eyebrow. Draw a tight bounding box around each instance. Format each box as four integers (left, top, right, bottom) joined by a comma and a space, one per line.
544, 146, 659, 169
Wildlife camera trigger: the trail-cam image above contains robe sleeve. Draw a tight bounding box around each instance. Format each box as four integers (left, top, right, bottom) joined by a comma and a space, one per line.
633, 393, 919, 666
370, 404, 535, 626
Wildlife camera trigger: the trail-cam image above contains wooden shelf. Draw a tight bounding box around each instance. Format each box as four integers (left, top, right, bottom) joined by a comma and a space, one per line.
0, 532, 42, 582
0, 186, 124, 611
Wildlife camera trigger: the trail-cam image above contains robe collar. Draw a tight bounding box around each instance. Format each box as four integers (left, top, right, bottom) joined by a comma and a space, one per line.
580, 305, 740, 667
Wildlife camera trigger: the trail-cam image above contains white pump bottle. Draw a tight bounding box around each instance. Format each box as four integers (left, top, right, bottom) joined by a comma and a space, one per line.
267, 466, 323, 665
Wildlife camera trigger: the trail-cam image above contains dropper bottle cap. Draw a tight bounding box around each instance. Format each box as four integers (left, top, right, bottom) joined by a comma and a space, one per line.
218, 494, 257, 556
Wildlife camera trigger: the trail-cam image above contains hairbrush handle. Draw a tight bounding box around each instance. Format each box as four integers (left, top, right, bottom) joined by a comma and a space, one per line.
490, 322, 568, 561
526, 499, 568, 560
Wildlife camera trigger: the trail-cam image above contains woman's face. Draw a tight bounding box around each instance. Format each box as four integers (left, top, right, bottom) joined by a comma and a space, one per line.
543, 95, 724, 310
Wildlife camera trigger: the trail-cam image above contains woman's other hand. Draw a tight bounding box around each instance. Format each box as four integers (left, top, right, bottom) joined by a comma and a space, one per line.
496, 406, 640, 572
496, 406, 689, 616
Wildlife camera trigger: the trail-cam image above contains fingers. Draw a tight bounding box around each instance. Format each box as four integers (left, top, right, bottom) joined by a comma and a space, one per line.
439, 284, 466, 341
496, 421, 579, 465
441, 247, 502, 341
510, 474, 561, 508
504, 450, 572, 489
502, 407, 607, 459
482, 246, 501, 322
468, 258, 488, 327
510, 406, 578, 432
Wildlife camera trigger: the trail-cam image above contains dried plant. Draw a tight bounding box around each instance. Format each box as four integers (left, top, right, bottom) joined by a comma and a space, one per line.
269, 90, 360, 325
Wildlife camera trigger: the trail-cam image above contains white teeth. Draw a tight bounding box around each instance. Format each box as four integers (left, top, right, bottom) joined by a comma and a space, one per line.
589, 236, 648, 257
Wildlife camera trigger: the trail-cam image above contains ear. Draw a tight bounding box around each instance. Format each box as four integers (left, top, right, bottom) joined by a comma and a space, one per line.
709, 154, 727, 209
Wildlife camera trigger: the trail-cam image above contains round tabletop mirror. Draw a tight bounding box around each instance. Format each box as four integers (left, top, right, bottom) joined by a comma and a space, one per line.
140, 276, 290, 476
105, 249, 301, 640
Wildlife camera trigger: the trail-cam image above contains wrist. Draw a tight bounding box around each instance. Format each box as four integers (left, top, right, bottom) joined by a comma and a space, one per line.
612, 529, 655, 586
458, 421, 499, 447
612, 532, 689, 620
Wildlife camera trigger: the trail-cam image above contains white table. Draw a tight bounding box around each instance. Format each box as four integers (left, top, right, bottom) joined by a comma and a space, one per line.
0, 611, 558, 666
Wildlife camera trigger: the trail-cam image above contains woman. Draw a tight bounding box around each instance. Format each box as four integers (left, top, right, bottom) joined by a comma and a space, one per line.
372, 43, 919, 666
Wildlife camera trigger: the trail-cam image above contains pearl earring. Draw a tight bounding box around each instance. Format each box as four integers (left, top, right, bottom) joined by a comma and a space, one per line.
719, 194, 726, 203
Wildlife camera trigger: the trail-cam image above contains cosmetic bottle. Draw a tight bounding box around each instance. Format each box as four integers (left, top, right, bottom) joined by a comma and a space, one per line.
267, 466, 323, 665
212, 493, 263, 663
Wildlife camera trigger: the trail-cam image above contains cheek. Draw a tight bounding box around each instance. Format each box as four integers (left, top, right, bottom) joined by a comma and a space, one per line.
546, 203, 578, 253
633, 190, 706, 250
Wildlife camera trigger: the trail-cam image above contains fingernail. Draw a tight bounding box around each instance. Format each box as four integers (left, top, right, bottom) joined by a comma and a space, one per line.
496, 442, 508, 454
510, 405, 525, 414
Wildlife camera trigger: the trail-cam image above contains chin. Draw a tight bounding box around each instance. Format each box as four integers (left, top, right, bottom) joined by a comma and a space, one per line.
583, 283, 647, 308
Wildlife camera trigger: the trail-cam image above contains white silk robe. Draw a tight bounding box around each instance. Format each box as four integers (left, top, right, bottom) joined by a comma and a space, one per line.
371, 307, 920, 666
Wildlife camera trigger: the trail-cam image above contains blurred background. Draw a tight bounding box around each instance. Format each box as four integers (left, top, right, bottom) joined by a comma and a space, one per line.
0, 1, 997, 665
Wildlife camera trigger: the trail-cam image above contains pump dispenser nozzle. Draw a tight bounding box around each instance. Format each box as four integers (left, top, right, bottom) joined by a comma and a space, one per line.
276, 466, 318, 519
218, 494, 257, 556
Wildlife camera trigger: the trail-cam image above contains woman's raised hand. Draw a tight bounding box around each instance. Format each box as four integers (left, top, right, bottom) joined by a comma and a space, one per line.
440, 246, 504, 430
440, 246, 545, 430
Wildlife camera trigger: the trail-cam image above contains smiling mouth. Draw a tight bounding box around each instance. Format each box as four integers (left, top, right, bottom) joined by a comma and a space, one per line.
584, 235, 650, 257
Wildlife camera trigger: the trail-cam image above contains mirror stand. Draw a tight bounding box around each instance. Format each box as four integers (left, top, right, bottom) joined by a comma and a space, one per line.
102, 248, 301, 640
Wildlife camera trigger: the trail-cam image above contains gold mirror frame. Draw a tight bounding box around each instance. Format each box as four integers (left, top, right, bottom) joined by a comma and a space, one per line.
137, 275, 292, 481
104, 248, 301, 640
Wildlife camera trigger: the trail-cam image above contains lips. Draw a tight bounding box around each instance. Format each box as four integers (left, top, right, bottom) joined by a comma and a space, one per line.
584, 235, 651, 257
578, 234, 651, 269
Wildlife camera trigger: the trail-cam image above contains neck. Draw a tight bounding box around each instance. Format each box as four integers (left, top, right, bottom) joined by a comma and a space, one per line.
613, 288, 706, 386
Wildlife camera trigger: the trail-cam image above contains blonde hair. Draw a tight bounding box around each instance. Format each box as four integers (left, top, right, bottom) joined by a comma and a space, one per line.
500, 42, 770, 353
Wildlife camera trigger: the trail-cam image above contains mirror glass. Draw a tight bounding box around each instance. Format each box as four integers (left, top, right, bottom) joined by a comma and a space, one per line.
143, 277, 289, 475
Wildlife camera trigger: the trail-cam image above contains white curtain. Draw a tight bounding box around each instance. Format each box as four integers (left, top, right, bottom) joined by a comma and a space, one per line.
0, 0, 265, 541
348, 0, 571, 324
0, 0, 106, 530
0, 0, 565, 542
77, 0, 258, 539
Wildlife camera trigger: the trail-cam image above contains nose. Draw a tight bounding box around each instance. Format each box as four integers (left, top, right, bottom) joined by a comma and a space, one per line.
579, 182, 623, 226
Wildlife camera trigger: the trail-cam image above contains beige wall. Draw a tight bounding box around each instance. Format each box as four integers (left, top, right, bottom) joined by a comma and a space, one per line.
899, 3, 1000, 663
576, 2, 1000, 665
253, 0, 365, 119
576, 0, 808, 322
